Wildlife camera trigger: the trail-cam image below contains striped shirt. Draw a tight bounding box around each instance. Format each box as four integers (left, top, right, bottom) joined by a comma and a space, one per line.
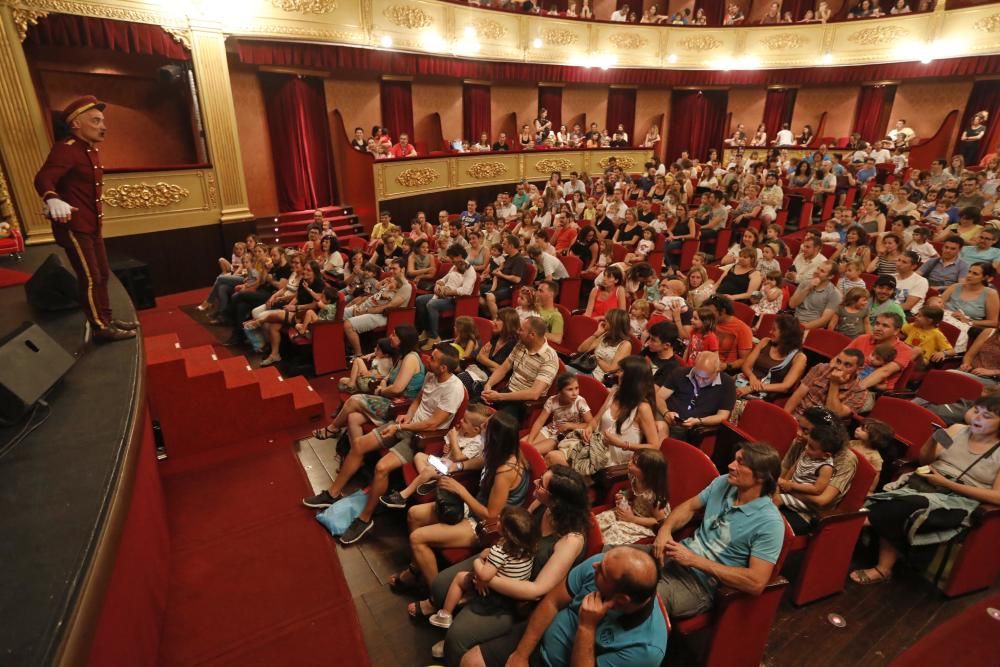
507, 342, 559, 394
487, 543, 534, 581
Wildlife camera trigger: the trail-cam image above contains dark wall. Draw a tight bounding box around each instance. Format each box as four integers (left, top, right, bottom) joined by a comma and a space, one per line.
104, 219, 256, 296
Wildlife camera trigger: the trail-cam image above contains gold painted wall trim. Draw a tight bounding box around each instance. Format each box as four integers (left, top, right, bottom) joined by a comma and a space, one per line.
99, 168, 222, 238
374, 149, 652, 201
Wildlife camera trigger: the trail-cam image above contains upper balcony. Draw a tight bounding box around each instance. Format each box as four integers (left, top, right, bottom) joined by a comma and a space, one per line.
195, 0, 1000, 70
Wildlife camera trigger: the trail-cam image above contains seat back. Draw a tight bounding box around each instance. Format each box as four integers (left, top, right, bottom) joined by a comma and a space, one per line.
868, 396, 945, 459
471, 317, 495, 355
558, 254, 583, 311
839, 448, 877, 512
558, 314, 599, 354
660, 438, 719, 509
916, 369, 983, 406
739, 400, 799, 459
454, 273, 482, 318
585, 513, 605, 558
520, 442, 548, 505
937, 321, 960, 347
802, 328, 851, 362
678, 235, 700, 272
754, 313, 779, 341
731, 301, 755, 327
575, 374, 610, 415
513, 263, 538, 304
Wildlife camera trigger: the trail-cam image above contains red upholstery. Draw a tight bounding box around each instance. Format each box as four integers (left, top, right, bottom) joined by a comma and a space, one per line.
787, 449, 878, 606
0, 227, 25, 258
867, 396, 944, 459
660, 438, 719, 509
892, 592, 1000, 665
576, 374, 610, 415
454, 273, 483, 319
714, 400, 800, 465
914, 369, 983, 406
471, 316, 494, 353
310, 291, 348, 374
731, 301, 755, 327
754, 313, 779, 341
584, 513, 605, 558
551, 314, 598, 356
384, 287, 417, 331
678, 234, 700, 272
558, 254, 583, 311
940, 504, 1000, 597
709, 226, 732, 262
802, 328, 852, 362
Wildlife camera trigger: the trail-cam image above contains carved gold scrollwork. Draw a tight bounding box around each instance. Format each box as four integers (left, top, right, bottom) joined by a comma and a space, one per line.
541, 28, 577, 47
102, 183, 191, 209
599, 156, 635, 170
270, 0, 338, 13
760, 33, 807, 50
475, 18, 507, 40
396, 168, 440, 187
678, 35, 722, 51
534, 158, 574, 174
609, 33, 647, 50
12, 9, 49, 41
383, 5, 433, 29
847, 26, 908, 46
163, 26, 192, 51
974, 13, 1000, 32
466, 162, 508, 179
205, 172, 218, 209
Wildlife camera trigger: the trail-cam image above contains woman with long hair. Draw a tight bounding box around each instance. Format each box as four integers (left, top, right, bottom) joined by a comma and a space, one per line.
832, 225, 872, 267
585, 265, 627, 318
716, 248, 763, 303
737, 313, 807, 401
575, 308, 633, 383
570, 225, 601, 272
457, 307, 521, 399
939, 262, 1000, 351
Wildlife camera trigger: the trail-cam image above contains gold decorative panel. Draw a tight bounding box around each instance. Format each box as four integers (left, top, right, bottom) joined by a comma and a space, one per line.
540, 28, 577, 47
396, 167, 440, 187
466, 162, 508, 179
534, 158, 574, 174
12, 9, 48, 42
678, 35, 722, 51
103, 183, 191, 209
382, 4, 433, 29
609, 33, 647, 50
270, 0, 338, 13
846, 26, 908, 46
599, 156, 636, 170
974, 13, 1000, 33
760, 33, 807, 50
474, 18, 506, 40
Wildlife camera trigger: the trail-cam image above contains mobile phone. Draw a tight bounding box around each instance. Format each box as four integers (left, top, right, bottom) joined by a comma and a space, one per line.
428, 455, 450, 475
932, 427, 953, 448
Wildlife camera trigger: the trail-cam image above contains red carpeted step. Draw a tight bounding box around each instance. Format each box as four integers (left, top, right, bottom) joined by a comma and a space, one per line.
144, 333, 182, 365
217, 356, 258, 389
179, 345, 221, 377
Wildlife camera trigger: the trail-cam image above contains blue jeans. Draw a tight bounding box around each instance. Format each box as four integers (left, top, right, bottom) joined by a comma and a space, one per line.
415, 293, 454, 338
210, 275, 244, 313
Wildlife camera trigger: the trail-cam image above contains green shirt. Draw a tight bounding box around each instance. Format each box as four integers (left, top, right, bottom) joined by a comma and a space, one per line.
869, 298, 906, 326
538, 306, 564, 335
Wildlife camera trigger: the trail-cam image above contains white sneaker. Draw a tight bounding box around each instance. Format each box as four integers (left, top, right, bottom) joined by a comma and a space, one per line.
429, 610, 453, 629
431, 640, 445, 659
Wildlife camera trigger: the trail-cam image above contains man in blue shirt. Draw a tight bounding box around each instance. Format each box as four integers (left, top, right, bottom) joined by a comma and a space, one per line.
650, 442, 785, 618
459, 199, 481, 228
470, 548, 667, 667
960, 227, 1000, 269
856, 157, 878, 185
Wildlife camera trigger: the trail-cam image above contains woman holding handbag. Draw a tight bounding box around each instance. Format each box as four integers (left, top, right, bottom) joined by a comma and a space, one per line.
571, 308, 632, 383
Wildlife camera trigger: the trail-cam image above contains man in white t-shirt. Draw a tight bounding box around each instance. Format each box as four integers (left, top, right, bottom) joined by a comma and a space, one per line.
610, 3, 630, 21
893, 251, 929, 315
785, 237, 826, 286
307, 344, 466, 545
529, 246, 570, 281
774, 124, 795, 147
869, 140, 892, 164
495, 192, 518, 222
564, 171, 587, 197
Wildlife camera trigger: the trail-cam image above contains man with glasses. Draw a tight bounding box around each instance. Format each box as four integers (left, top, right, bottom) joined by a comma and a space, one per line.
644, 441, 785, 619
659, 352, 736, 441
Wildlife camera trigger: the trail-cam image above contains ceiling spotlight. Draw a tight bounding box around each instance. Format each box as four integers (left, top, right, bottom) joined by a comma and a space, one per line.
380, 35, 393, 48
532, 37, 542, 49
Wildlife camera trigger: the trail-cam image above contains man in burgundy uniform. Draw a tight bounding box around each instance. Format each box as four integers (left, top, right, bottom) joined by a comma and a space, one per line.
34, 96, 137, 342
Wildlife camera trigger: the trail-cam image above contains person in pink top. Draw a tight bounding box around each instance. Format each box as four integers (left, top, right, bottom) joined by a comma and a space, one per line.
390, 133, 418, 158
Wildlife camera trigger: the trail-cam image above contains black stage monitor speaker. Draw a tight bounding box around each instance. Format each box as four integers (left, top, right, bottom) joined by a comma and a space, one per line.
25, 253, 79, 311
0, 322, 76, 424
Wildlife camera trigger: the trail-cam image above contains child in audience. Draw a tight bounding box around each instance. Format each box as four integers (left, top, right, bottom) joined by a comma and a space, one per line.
448, 315, 480, 359
858, 342, 897, 388
294, 284, 340, 339
777, 426, 838, 513
908, 225, 938, 264
850, 418, 894, 493
757, 242, 781, 277
596, 449, 671, 546
338, 336, 396, 393
630, 299, 651, 339
515, 286, 540, 321
922, 198, 951, 229
220, 241, 247, 275
837, 258, 868, 294
594, 238, 615, 273
765, 224, 790, 256
198, 242, 248, 311
653, 277, 688, 315
672, 305, 720, 366
901, 305, 952, 367
428, 505, 537, 629
752, 270, 784, 318
482, 218, 502, 249
624, 227, 657, 264
820, 218, 844, 246
486, 243, 504, 275
831, 287, 872, 338
525, 373, 593, 455
381, 403, 490, 506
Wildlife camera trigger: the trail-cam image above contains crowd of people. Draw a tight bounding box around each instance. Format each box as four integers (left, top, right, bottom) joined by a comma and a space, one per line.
200, 114, 1000, 663
448, 0, 931, 25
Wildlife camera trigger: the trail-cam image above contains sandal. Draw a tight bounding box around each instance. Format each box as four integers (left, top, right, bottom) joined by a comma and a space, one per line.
850, 567, 891, 585
407, 599, 435, 620
312, 425, 341, 441
390, 564, 422, 594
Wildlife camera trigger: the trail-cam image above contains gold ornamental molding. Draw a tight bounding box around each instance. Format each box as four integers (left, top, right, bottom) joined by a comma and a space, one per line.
608, 33, 647, 50
678, 35, 722, 51
382, 5, 433, 29
760, 33, 808, 50
102, 182, 191, 209
163, 26, 192, 51
12, 8, 48, 42
540, 28, 577, 47
847, 26, 909, 46
974, 13, 1000, 33
599, 155, 636, 170
466, 161, 508, 179
9, 0, 168, 26
396, 167, 439, 187
474, 18, 506, 40
270, 0, 338, 13
534, 157, 574, 174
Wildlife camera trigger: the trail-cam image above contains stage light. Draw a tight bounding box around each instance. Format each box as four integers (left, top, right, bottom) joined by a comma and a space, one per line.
532, 38, 542, 49
380, 35, 393, 48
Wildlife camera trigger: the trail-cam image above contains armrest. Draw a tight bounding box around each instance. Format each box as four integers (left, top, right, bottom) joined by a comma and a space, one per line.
973, 503, 1000, 522
716, 576, 789, 602
413, 429, 451, 447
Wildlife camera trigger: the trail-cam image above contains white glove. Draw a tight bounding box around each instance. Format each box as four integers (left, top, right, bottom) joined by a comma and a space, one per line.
45, 198, 74, 223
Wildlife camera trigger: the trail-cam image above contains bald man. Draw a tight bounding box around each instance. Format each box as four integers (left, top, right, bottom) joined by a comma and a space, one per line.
659, 351, 736, 441
464, 547, 667, 667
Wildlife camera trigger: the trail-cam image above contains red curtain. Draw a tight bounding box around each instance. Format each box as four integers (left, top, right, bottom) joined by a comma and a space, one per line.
463, 83, 491, 142
24, 13, 190, 60
761, 87, 797, 141
852, 84, 897, 143
538, 86, 563, 130
260, 74, 336, 212
238, 42, 1000, 88
782, 0, 814, 20
667, 90, 728, 163
704, 0, 728, 25
380, 79, 414, 142
606, 88, 637, 145
959, 80, 1000, 164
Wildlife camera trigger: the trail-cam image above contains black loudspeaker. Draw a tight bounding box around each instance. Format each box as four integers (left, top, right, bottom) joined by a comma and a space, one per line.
25, 253, 79, 311
0, 322, 76, 423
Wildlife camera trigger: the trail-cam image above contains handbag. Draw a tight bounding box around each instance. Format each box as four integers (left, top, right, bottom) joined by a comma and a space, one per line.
569, 352, 597, 374
436, 487, 466, 525
314, 490, 368, 536
562, 429, 611, 477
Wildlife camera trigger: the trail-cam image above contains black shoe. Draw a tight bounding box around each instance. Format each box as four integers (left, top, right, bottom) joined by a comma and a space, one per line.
379, 490, 407, 509
93, 327, 137, 343
339, 517, 374, 545
416, 481, 438, 496
302, 490, 337, 509
112, 319, 140, 331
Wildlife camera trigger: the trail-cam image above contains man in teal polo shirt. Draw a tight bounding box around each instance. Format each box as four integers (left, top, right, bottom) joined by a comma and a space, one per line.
650, 441, 785, 618
470, 547, 667, 667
